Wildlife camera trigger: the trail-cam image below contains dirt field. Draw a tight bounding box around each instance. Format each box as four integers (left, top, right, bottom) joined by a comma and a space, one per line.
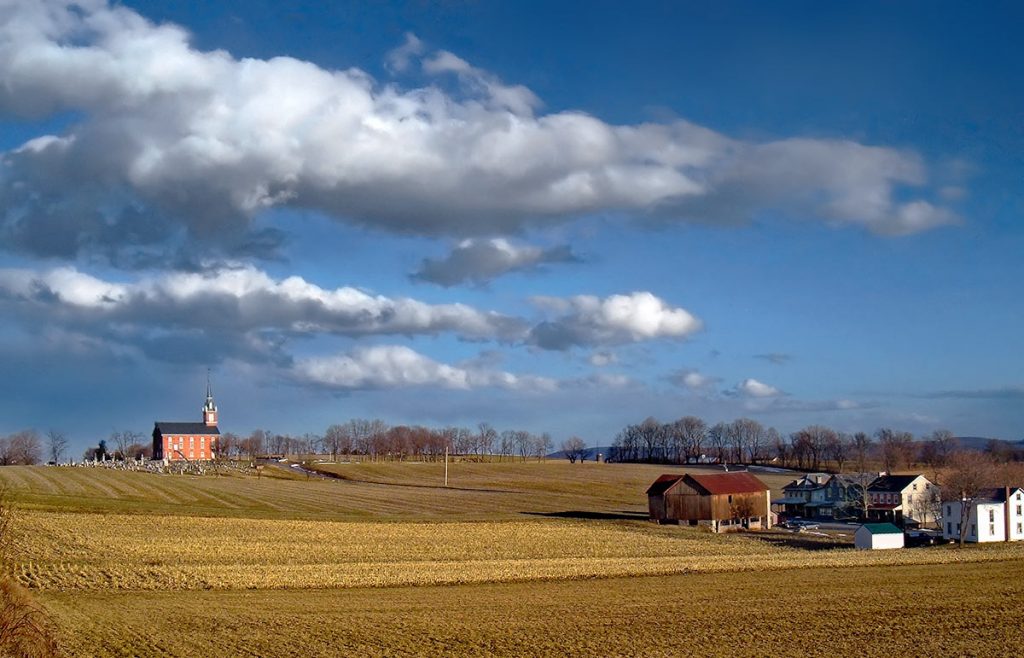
39, 560, 1024, 657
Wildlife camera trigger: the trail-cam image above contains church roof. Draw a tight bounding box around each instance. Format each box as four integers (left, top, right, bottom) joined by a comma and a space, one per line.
154, 422, 220, 435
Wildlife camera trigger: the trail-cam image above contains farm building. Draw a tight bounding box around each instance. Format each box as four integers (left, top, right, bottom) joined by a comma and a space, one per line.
941, 487, 1024, 543
152, 377, 220, 462
854, 523, 904, 550
646, 471, 772, 532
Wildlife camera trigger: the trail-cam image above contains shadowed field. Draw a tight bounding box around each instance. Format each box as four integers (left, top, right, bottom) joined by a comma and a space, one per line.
40, 560, 1024, 657
0, 462, 795, 520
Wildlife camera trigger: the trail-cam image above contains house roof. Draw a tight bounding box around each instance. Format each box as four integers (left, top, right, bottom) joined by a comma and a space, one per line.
868, 474, 923, 493
867, 503, 902, 511
859, 523, 902, 535
685, 471, 768, 495
154, 422, 220, 436
974, 487, 1024, 504
646, 474, 683, 496
783, 478, 826, 492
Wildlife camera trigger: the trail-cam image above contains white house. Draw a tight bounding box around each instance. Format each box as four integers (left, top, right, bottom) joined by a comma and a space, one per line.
867, 474, 939, 527
855, 523, 904, 550
942, 487, 1024, 543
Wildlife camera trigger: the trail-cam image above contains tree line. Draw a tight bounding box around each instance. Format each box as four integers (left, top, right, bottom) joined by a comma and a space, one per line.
609, 416, 1022, 473
211, 421, 555, 462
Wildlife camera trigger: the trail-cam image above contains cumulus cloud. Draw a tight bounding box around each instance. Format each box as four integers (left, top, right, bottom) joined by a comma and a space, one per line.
0, 265, 525, 342
0, 1, 957, 262
727, 378, 784, 398
528, 292, 701, 350
669, 368, 721, 392
411, 238, 579, 286
292, 344, 557, 391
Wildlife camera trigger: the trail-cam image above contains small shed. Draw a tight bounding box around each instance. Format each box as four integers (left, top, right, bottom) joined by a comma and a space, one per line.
855, 523, 904, 550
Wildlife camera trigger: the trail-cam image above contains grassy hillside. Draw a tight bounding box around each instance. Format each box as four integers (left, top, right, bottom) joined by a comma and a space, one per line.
0, 462, 796, 521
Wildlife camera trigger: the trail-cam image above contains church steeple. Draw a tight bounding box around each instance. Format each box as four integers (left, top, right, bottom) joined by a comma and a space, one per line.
202, 369, 218, 427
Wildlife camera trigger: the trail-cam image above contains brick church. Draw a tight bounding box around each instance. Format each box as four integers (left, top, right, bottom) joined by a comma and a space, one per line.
152, 377, 220, 461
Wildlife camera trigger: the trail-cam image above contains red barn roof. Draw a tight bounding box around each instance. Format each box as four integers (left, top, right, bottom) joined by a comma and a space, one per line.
646, 474, 684, 496
646, 471, 769, 497
684, 471, 768, 495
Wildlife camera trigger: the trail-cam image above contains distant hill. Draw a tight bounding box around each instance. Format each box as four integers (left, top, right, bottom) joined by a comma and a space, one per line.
954, 436, 1024, 451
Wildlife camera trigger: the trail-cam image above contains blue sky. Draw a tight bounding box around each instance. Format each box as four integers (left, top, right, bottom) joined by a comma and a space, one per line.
1, 1, 1021, 454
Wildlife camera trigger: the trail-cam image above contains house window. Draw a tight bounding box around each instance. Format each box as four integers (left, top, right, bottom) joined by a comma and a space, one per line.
946, 505, 952, 516
989, 523, 995, 536
1017, 505, 1022, 516
947, 522, 952, 535
1018, 523, 1022, 534
913, 483, 918, 491
728, 495, 733, 504
989, 509, 995, 523
970, 524, 976, 537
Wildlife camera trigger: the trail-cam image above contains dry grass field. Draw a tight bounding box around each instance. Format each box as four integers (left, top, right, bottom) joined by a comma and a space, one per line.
0, 462, 1020, 655
0, 461, 771, 520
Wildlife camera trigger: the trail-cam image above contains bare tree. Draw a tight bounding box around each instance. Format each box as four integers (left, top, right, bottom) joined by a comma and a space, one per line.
560, 436, 587, 464
827, 432, 851, 472
1, 431, 42, 466
708, 422, 728, 464
477, 423, 497, 459
45, 430, 67, 465
533, 433, 554, 461
920, 429, 958, 484
877, 428, 915, 472
944, 451, 997, 547
323, 424, 348, 461
678, 416, 707, 463
111, 430, 144, 461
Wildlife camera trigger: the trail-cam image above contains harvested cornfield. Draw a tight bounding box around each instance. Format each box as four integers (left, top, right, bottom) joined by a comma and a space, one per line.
11, 511, 1024, 592
39, 560, 1024, 657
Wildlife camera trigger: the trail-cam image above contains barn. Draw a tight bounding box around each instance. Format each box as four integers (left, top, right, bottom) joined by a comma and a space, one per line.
646, 471, 773, 532
854, 523, 904, 550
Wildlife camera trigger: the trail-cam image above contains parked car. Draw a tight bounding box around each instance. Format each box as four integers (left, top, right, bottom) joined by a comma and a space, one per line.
792, 520, 820, 530
905, 529, 946, 547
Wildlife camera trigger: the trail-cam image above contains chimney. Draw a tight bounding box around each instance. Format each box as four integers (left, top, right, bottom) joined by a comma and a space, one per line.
1006, 486, 1012, 543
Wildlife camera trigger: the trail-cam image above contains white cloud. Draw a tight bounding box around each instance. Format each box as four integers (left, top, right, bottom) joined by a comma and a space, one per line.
670, 368, 721, 392
588, 351, 618, 367
385, 32, 424, 73
0, 1, 957, 262
412, 238, 578, 286
730, 378, 784, 398
528, 292, 701, 350
292, 345, 557, 391
0, 265, 524, 341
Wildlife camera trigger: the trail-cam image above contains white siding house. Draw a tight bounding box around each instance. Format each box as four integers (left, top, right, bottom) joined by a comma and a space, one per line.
855, 523, 904, 550
942, 487, 1024, 543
